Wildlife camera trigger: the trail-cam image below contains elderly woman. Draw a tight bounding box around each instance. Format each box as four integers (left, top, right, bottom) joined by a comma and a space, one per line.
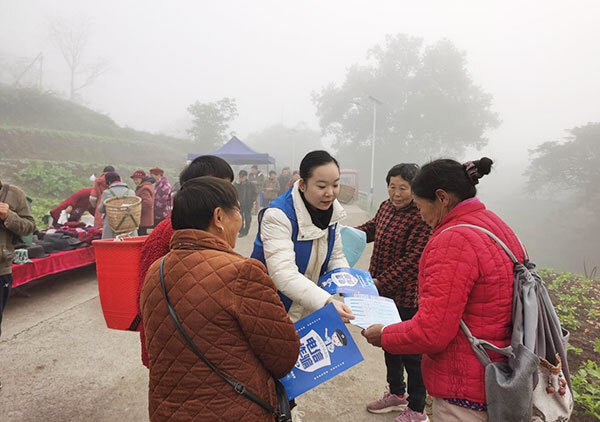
97, 172, 137, 239
140, 176, 299, 422
363, 158, 524, 422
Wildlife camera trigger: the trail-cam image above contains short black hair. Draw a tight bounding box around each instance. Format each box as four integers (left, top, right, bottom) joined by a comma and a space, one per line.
171, 176, 239, 231
179, 155, 234, 185
105, 172, 121, 185
411, 157, 493, 201
299, 150, 339, 181
251, 165, 258, 169
386, 163, 419, 185
103, 165, 115, 173
238, 170, 248, 177
269, 170, 277, 176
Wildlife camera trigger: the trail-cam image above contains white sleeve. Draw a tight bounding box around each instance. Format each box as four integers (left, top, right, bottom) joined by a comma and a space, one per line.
327, 223, 350, 271
261, 208, 332, 312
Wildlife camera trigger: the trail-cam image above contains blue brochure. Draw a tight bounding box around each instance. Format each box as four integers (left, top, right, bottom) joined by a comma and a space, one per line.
318, 267, 379, 296
280, 303, 364, 399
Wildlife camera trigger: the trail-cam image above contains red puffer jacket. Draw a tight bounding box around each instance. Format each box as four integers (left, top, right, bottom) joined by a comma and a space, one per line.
381, 198, 525, 403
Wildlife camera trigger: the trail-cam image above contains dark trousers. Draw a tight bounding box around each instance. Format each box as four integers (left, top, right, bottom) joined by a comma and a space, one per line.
239, 207, 252, 235
385, 307, 427, 413
0, 274, 13, 337
138, 227, 150, 236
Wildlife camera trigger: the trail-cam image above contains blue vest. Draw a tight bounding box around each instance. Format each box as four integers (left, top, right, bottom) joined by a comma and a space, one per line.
251, 189, 337, 311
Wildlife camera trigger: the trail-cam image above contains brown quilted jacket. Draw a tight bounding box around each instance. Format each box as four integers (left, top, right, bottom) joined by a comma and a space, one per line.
141, 229, 300, 422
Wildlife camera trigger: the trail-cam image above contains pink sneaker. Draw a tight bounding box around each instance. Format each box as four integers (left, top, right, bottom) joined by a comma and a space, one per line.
366, 391, 409, 413
394, 407, 429, 422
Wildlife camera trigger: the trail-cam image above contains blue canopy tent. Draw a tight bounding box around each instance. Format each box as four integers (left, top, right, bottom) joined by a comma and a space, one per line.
187, 136, 276, 166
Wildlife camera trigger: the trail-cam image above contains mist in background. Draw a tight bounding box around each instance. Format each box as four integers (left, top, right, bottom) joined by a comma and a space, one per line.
1, 0, 599, 271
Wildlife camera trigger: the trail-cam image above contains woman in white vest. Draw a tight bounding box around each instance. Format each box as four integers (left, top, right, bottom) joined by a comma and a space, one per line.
251, 150, 355, 323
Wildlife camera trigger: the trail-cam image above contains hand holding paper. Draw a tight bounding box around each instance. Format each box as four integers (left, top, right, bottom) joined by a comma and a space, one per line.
327, 297, 355, 322
362, 324, 385, 347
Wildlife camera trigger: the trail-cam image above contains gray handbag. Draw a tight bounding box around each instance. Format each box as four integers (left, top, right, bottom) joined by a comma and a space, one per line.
444, 224, 573, 422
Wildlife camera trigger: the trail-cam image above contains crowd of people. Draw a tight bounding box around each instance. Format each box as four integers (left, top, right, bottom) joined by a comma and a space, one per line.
0, 148, 536, 421
134, 150, 526, 422
47, 166, 174, 239
0, 165, 174, 343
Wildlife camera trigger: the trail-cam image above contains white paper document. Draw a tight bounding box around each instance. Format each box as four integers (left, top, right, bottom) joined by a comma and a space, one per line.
344, 294, 402, 330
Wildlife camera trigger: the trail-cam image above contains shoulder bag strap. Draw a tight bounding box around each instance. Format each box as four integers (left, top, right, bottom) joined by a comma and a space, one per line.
158, 258, 277, 416
0, 183, 10, 203
441, 224, 516, 365
441, 223, 519, 264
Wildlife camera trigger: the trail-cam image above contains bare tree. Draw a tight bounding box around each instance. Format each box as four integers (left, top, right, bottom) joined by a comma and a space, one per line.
49, 17, 108, 101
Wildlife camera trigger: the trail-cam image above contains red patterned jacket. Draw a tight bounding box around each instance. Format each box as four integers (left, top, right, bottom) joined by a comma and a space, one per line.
382, 198, 525, 403
356, 200, 430, 308
153, 177, 172, 220
137, 217, 174, 367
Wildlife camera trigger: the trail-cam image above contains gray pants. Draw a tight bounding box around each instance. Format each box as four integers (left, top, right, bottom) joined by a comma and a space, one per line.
0, 273, 12, 337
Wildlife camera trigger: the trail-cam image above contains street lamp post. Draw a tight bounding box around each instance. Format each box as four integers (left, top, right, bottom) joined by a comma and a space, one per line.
367, 95, 382, 210
291, 128, 298, 171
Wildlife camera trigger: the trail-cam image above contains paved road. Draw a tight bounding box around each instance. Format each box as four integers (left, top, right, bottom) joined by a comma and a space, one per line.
0, 205, 411, 422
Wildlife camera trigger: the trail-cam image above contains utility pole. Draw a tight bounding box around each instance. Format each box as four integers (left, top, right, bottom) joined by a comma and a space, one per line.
291, 128, 298, 171
367, 95, 382, 211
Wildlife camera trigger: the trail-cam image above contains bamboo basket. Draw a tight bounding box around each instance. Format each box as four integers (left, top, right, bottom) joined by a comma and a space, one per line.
338, 184, 356, 204
104, 196, 142, 234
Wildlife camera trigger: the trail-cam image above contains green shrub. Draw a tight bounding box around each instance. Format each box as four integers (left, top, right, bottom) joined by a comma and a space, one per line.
15, 161, 89, 201
572, 360, 600, 418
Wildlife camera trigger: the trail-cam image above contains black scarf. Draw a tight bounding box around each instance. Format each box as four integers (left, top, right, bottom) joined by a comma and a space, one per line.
299, 191, 334, 230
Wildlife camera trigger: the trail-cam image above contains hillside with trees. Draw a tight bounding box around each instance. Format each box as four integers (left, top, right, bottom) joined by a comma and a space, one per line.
0, 85, 193, 224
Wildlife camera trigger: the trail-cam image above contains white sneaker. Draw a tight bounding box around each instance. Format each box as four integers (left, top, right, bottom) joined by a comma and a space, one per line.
291, 407, 306, 422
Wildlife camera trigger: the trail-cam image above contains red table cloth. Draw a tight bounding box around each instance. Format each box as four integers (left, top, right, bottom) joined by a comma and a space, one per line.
12, 246, 96, 288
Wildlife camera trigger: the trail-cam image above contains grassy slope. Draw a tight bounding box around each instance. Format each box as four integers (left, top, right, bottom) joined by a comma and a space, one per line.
0, 85, 193, 224
0, 84, 196, 167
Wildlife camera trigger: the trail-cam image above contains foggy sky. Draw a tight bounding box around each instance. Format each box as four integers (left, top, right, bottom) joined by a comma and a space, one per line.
2, 0, 600, 176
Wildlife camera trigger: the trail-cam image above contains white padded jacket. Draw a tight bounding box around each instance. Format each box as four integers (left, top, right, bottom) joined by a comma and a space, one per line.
260, 181, 348, 320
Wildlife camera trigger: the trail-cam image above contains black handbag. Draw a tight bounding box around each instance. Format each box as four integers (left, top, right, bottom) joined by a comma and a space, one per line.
158, 257, 292, 422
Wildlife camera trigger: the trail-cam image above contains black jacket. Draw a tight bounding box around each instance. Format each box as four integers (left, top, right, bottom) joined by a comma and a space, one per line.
235, 182, 257, 209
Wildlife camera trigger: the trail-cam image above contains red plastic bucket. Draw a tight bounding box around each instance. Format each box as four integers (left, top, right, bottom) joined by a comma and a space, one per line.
93, 236, 148, 331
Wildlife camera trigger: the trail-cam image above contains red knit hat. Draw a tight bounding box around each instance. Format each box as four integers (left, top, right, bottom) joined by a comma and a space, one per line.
149, 167, 164, 176
130, 170, 146, 179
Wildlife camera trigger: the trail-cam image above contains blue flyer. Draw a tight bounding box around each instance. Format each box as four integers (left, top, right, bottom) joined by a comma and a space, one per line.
317, 267, 379, 296
279, 303, 364, 399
